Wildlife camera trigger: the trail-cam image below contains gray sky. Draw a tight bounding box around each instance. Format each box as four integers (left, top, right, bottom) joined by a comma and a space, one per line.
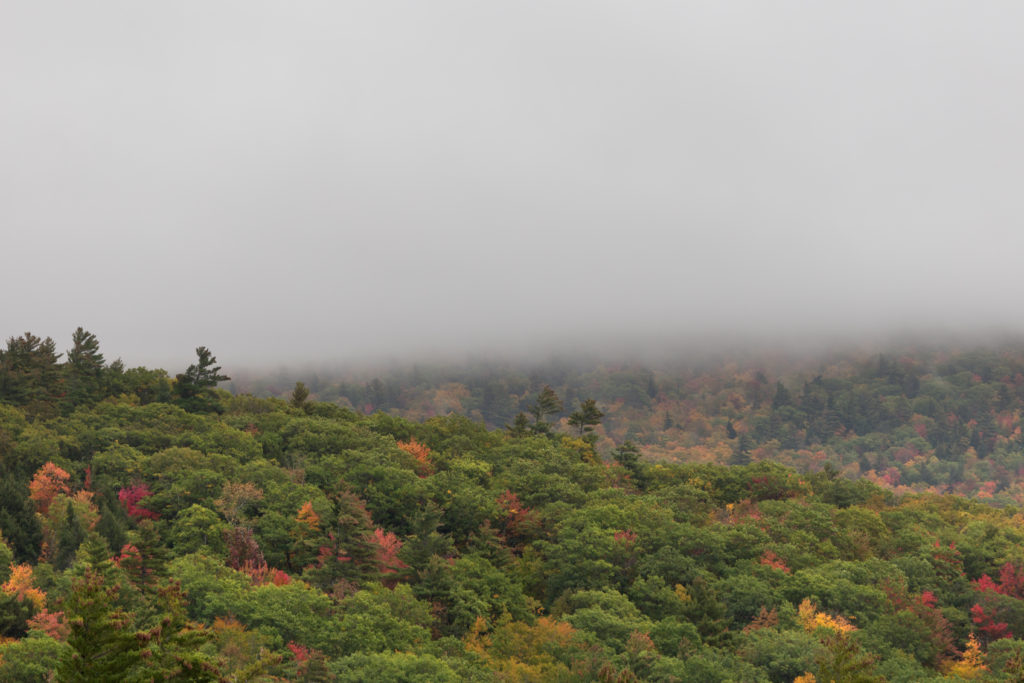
3, 2, 1023, 371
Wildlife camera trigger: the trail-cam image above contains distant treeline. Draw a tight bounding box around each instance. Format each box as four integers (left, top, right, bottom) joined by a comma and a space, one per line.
233, 344, 1024, 504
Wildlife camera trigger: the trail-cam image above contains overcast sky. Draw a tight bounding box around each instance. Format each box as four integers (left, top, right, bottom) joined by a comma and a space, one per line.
3, 2, 1023, 371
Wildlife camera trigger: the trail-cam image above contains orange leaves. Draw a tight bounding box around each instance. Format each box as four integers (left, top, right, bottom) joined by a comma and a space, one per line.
742, 606, 779, 633
295, 501, 320, 531
28, 462, 70, 515
397, 438, 433, 476
27, 609, 68, 640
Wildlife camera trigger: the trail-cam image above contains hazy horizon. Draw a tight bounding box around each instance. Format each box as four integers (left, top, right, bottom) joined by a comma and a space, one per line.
5, 2, 1023, 371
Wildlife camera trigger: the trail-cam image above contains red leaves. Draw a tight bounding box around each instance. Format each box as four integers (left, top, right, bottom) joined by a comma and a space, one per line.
286, 641, 310, 662
613, 529, 639, 547
27, 608, 68, 640
118, 483, 159, 520
971, 603, 1012, 641
224, 526, 264, 570
371, 527, 407, 577
759, 550, 791, 574
972, 562, 1024, 599
496, 490, 540, 546
239, 559, 291, 586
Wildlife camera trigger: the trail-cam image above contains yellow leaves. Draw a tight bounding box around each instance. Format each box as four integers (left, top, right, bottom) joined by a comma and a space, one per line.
464, 616, 489, 654
673, 584, 692, 604
3, 564, 46, 611
798, 598, 855, 634
212, 616, 246, 633
945, 633, 988, 679
793, 674, 817, 683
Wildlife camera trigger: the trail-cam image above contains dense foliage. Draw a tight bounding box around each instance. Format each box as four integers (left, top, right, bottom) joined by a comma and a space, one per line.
6, 330, 1024, 680
237, 345, 1024, 504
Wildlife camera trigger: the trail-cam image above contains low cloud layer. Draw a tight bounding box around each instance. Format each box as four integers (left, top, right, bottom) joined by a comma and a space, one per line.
4, 2, 1023, 370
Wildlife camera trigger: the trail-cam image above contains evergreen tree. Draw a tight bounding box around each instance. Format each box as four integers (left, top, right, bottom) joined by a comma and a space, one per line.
64, 327, 106, 410
772, 381, 792, 409
54, 499, 86, 570
568, 398, 604, 436
0, 332, 63, 416
0, 477, 43, 562
174, 347, 229, 413
506, 412, 531, 438
58, 568, 144, 682
528, 385, 562, 433
291, 381, 310, 410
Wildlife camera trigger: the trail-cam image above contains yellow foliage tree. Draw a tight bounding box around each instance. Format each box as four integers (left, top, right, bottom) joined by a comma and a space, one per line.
3, 564, 46, 611
945, 633, 988, 679
798, 598, 856, 634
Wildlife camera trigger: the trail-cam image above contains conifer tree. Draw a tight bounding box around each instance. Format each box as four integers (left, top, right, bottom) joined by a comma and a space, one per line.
58, 568, 144, 682
64, 327, 105, 410
529, 385, 562, 433
568, 398, 604, 436
291, 381, 310, 410
174, 347, 230, 413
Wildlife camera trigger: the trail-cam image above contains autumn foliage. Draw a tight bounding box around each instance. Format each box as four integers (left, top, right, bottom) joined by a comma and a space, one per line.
396, 438, 433, 476
28, 462, 71, 515
117, 483, 159, 520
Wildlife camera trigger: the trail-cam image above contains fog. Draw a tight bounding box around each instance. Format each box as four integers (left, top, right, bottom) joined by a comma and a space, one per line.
3, 2, 1023, 373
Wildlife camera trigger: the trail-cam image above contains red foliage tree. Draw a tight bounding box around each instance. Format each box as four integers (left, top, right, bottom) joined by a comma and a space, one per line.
370, 527, 408, 582
971, 603, 1012, 642
117, 483, 159, 520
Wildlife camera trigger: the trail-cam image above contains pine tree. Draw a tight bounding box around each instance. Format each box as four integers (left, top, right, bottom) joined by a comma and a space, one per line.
54, 500, 86, 570
568, 398, 604, 436
64, 327, 105, 410
506, 412, 531, 438
529, 385, 562, 433
174, 347, 230, 413
0, 332, 63, 416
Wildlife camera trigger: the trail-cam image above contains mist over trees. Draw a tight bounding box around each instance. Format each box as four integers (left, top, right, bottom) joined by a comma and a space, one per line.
5, 329, 1024, 679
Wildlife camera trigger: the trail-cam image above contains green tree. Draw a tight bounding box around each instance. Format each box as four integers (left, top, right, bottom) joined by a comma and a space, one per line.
58, 567, 144, 682
568, 398, 604, 437
53, 499, 87, 570
528, 385, 562, 433
0, 632, 71, 683
291, 381, 310, 410
0, 332, 63, 417
506, 412, 531, 438
174, 347, 230, 413
64, 327, 106, 409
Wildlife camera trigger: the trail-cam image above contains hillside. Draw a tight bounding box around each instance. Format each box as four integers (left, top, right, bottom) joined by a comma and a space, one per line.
236, 343, 1024, 505
4, 331, 1024, 679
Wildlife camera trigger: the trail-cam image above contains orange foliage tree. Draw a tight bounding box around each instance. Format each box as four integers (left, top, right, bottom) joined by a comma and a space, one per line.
28, 462, 71, 515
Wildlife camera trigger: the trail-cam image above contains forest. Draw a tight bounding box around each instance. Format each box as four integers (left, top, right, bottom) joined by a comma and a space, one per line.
6, 329, 1024, 680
